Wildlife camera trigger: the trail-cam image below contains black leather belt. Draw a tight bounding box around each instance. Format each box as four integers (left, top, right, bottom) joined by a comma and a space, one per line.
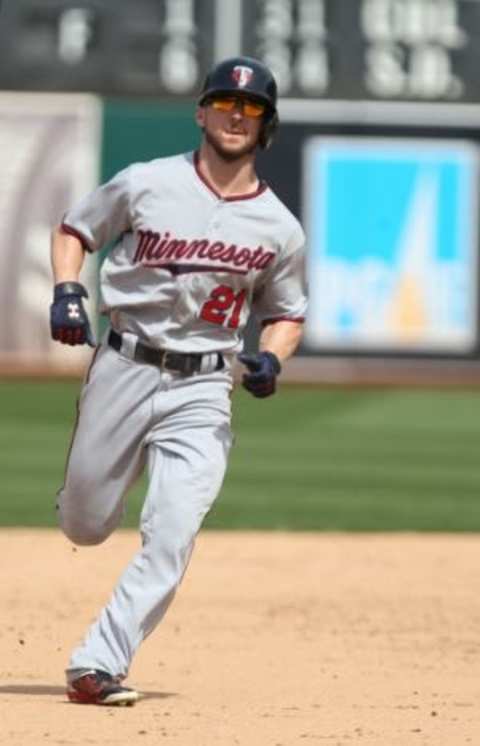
108, 330, 224, 375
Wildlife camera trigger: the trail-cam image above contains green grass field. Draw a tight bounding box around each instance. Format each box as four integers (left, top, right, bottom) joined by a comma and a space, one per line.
1, 379, 480, 530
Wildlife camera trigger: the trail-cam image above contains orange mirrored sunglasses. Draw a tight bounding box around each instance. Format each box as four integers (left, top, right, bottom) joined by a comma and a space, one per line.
210, 96, 266, 118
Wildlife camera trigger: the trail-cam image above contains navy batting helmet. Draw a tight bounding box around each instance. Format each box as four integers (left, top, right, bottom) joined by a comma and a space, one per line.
198, 56, 279, 150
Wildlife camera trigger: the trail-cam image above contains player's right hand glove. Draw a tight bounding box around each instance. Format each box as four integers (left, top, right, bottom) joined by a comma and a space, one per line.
50, 281, 95, 347
238, 351, 282, 398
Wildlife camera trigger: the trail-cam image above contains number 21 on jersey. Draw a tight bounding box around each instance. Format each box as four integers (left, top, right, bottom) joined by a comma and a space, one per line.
200, 284, 247, 330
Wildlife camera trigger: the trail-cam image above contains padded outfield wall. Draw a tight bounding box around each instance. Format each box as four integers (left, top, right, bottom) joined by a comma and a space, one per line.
2, 94, 480, 385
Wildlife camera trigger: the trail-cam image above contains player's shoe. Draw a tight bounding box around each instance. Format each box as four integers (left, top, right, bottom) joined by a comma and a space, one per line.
67, 669, 139, 706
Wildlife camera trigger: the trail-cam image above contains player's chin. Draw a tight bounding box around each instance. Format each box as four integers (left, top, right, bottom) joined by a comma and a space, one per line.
212, 134, 258, 160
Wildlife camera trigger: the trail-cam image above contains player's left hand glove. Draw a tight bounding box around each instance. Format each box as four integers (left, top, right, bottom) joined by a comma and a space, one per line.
237, 351, 282, 398
50, 281, 96, 347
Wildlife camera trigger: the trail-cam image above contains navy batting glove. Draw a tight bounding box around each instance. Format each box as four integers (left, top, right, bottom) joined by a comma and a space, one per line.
238, 351, 282, 398
50, 282, 96, 347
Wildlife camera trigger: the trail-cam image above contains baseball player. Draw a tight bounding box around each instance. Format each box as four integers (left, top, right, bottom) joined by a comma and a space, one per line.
50, 56, 307, 706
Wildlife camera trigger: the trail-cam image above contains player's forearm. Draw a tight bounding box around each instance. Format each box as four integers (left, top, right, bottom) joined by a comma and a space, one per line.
259, 320, 304, 362
51, 227, 86, 283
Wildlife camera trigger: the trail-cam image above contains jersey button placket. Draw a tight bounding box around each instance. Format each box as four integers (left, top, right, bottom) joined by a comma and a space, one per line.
207, 200, 225, 234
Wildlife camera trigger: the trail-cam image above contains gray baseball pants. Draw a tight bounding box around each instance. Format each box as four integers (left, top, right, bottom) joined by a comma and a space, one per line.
57, 334, 233, 679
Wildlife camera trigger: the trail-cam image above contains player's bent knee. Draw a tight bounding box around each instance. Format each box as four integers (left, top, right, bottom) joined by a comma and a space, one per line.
57, 482, 124, 545
59, 514, 112, 546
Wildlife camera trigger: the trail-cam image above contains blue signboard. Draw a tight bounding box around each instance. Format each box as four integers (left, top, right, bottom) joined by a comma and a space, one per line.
303, 137, 479, 352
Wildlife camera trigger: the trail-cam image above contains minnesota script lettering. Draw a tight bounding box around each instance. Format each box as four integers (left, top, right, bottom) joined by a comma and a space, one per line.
133, 229, 275, 272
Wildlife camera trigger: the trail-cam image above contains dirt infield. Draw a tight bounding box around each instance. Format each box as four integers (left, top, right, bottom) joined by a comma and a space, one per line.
1, 530, 480, 746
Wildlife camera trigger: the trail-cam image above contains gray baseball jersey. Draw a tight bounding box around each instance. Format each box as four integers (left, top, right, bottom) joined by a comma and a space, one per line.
62, 151, 307, 352
57, 150, 307, 685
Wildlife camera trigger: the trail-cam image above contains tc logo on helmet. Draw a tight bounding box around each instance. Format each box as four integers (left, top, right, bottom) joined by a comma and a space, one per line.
232, 65, 254, 88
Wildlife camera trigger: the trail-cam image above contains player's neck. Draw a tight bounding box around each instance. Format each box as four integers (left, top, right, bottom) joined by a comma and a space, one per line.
196, 145, 259, 198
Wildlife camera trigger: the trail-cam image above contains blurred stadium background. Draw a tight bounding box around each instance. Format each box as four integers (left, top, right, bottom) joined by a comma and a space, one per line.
1, 0, 480, 529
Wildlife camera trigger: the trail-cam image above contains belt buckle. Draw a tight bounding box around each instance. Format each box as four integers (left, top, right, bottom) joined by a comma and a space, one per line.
160, 350, 199, 375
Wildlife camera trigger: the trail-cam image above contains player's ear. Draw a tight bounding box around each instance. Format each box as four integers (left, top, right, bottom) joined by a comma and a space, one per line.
195, 105, 206, 129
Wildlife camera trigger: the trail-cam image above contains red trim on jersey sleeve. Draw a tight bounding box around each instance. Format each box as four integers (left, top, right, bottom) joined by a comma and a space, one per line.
261, 316, 305, 327
60, 223, 93, 253
193, 151, 268, 202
